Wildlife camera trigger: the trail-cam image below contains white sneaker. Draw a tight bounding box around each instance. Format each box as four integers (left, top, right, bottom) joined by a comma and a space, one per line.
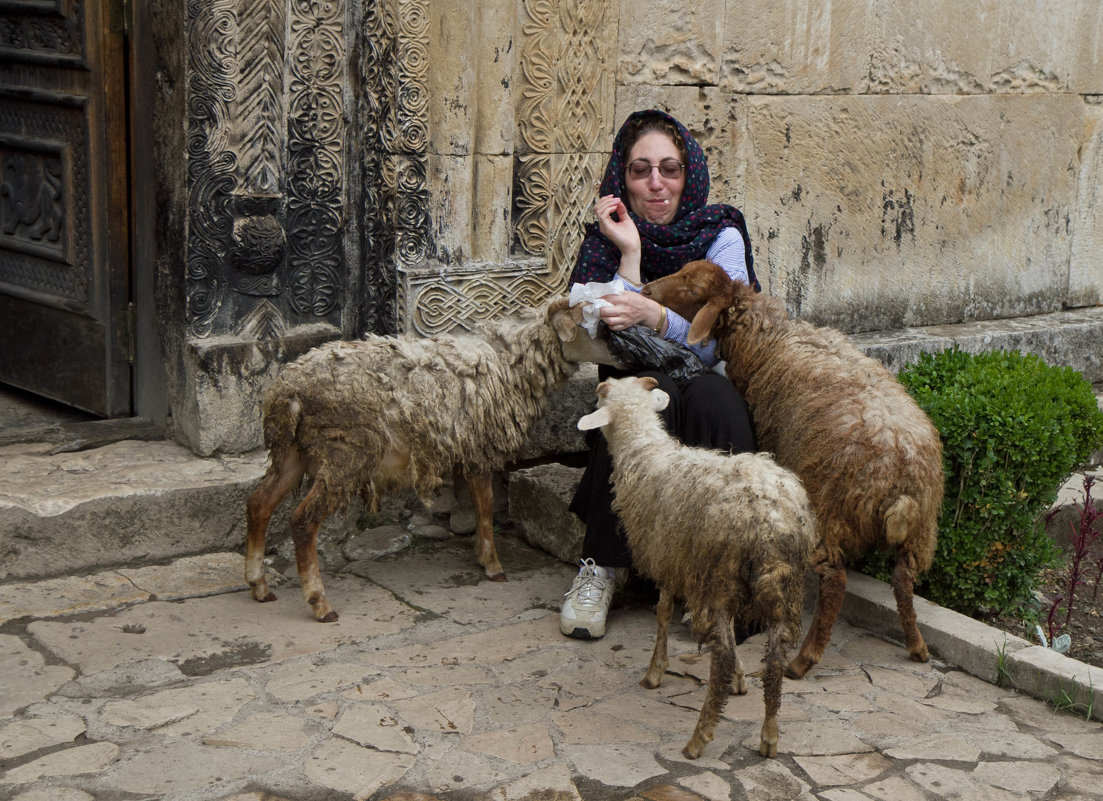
560, 559, 614, 639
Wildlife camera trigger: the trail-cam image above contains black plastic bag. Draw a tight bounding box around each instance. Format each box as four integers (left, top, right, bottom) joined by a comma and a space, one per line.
605, 324, 709, 386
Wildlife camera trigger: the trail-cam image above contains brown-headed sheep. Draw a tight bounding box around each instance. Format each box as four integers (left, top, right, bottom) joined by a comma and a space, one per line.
246, 298, 619, 622
642, 260, 944, 678
578, 376, 817, 759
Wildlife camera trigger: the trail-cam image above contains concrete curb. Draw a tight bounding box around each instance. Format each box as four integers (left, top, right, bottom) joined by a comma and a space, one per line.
841, 571, 1103, 722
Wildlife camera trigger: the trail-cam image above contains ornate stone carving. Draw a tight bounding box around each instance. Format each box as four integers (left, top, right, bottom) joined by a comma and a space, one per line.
230, 194, 284, 296
233, 0, 284, 196
185, 0, 237, 338
357, 0, 431, 335
515, 0, 608, 270
236, 298, 287, 340
229, 0, 287, 305
396, 0, 611, 336
399, 259, 568, 335
393, 1, 431, 270
285, 0, 346, 322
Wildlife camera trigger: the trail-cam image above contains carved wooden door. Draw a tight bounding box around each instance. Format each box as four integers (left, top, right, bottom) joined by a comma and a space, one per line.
0, 0, 131, 415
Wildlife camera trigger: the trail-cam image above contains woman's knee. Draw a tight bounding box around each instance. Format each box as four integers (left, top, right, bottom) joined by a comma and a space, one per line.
679, 373, 755, 451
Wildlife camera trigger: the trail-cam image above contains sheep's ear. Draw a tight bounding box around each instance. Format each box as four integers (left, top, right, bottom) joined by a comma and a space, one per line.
687, 299, 723, 345
650, 389, 670, 412
548, 297, 578, 341
636, 376, 659, 391
577, 407, 612, 430
595, 380, 611, 398
546, 296, 571, 316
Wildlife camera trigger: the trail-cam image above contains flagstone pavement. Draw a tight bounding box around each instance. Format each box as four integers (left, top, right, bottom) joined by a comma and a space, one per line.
2, 533, 1102, 801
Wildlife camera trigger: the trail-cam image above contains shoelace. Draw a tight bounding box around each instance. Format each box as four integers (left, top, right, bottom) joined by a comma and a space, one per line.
565, 559, 609, 609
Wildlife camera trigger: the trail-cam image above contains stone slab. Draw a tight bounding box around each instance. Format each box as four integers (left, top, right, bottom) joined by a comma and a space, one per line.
1006, 644, 1103, 723
332, 703, 420, 754
0, 716, 86, 761
98, 740, 280, 797
0, 633, 75, 717
0, 742, 119, 785
342, 536, 571, 625
25, 576, 418, 675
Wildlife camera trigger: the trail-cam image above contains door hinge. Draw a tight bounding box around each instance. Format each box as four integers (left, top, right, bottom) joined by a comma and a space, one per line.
109, 0, 130, 36
124, 302, 136, 364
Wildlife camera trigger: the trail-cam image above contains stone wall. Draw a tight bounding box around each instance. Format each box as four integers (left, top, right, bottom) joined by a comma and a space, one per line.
160, 0, 1103, 455
613, 0, 1103, 328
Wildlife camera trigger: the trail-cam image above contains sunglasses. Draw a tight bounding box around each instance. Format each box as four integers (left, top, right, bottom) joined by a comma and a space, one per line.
626, 158, 685, 180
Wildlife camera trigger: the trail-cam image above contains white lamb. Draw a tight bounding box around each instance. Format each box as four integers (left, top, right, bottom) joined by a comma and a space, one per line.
577, 376, 818, 758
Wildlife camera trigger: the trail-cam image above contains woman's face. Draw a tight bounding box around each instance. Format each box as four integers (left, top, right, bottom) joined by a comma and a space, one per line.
624, 131, 686, 225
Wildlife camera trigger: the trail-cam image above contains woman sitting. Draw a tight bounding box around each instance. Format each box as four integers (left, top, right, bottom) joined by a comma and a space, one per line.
561, 108, 760, 639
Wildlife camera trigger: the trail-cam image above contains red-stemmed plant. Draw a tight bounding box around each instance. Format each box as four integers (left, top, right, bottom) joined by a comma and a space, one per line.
1047, 474, 1102, 644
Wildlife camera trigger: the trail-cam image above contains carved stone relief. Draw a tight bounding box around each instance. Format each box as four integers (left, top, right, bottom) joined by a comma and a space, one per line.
514, 0, 611, 273
230, 0, 285, 301
358, 0, 431, 335
182, 0, 612, 339
392, 0, 614, 336
185, 0, 346, 339
286, 0, 345, 321
185, 0, 235, 339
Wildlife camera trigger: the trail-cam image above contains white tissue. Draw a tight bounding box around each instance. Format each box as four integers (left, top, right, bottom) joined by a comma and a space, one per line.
569, 278, 625, 337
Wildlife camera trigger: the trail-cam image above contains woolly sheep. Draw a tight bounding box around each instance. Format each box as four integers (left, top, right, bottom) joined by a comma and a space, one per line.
577, 376, 817, 758
245, 297, 620, 622
642, 260, 944, 678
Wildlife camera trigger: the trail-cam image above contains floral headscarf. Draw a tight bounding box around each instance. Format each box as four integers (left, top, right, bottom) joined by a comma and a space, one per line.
570, 109, 758, 290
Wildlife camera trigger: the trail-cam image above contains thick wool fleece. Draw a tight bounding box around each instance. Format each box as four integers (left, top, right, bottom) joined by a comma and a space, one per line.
705, 281, 942, 572
261, 304, 577, 517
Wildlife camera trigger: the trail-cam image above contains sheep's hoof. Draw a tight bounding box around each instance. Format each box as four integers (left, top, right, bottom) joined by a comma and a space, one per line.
317, 610, 339, 623
639, 675, 662, 690
487, 572, 508, 583
731, 675, 748, 695
682, 739, 705, 760
759, 738, 778, 758
785, 656, 813, 679
258, 592, 277, 603
909, 645, 930, 663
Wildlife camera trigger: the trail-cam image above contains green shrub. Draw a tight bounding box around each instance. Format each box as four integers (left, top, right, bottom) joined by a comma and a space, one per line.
863, 347, 1103, 617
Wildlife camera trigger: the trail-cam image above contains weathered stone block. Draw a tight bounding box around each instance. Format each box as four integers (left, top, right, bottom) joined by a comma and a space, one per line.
518, 364, 598, 461
719, 0, 1103, 95
617, 0, 724, 86
1070, 100, 1103, 308
508, 463, 585, 566
176, 324, 339, 456
740, 93, 1084, 331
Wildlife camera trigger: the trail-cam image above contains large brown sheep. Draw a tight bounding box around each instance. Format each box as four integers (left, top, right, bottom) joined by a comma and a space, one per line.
578, 376, 817, 758
642, 261, 943, 678
245, 298, 619, 622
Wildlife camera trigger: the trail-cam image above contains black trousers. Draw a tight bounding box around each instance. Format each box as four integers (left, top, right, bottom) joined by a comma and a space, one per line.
569, 368, 756, 568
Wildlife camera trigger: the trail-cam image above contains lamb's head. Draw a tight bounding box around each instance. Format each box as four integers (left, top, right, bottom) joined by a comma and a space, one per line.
547, 296, 624, 368
577, 376, 669, 431
642, 260, 734, 345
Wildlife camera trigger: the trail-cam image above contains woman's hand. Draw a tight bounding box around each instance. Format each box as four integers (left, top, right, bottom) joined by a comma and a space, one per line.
594, 195, 641, 257
599, 291, 664, 333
